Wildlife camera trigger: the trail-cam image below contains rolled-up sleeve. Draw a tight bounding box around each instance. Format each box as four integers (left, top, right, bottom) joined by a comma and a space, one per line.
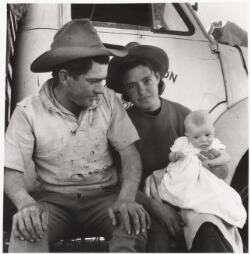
5, 106, 35, 172
108, 96, 139, 151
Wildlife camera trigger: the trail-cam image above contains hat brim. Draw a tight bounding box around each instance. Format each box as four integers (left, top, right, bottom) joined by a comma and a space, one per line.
107, 45, 169, 94
31, 44, 127, 73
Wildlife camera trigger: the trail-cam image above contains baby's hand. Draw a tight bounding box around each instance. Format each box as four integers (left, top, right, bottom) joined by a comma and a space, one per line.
169, 152, 185, 162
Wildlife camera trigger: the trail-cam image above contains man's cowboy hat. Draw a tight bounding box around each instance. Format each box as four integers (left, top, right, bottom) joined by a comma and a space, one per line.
31, 19, 128, 73
106, 43, 169, 94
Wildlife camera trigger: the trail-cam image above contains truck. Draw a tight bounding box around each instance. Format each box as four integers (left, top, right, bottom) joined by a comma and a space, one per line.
5, 2, 248, 252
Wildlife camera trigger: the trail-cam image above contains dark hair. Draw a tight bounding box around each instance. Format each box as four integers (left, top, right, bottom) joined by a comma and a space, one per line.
52, 56, 109, 83
118, 57, 165, 102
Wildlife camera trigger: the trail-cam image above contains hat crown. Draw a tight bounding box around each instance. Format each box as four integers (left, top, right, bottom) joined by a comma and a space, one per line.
51, 19, 103, 49
31, 18, 127, 73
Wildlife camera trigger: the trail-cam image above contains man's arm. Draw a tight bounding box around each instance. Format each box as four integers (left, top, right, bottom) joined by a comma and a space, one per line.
4, 106, 48, 242
4, 168, 48, 242
4, 168, 35, 210
108, 144, 150, 235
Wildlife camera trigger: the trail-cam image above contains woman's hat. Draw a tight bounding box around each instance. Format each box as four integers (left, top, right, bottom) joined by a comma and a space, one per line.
31, 19, 128, 73
106, 43, 169, 94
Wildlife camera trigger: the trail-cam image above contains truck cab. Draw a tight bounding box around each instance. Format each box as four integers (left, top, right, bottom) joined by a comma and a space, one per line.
5, 2, 248, 251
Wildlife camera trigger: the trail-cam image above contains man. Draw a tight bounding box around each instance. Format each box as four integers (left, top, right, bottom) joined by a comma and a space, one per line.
4, 19, 150, 252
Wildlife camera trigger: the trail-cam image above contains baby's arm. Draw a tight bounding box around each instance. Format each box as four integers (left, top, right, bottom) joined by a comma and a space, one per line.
169, 151, 185, 162
202, 149, 230, 168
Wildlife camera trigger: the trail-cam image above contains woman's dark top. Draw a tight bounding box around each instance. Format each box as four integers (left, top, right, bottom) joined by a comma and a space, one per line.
127, 98, 191, 183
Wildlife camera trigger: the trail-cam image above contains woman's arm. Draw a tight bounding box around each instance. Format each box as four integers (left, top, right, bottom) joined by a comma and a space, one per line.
199, 149, 230, 179
136, 191, 185, 237
203, 150, 231, 167
139, 169, 185, 237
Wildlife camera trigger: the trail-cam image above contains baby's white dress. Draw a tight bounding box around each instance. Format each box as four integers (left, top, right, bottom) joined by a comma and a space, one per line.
158, 136, 246, 228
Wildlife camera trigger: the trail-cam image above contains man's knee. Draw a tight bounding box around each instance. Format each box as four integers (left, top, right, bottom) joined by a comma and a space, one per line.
8, 230, 49, 253
110, 229, 147, 252
109, 214, 147, 252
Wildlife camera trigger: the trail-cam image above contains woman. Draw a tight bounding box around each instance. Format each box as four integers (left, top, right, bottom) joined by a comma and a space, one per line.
106, 43, 235, 252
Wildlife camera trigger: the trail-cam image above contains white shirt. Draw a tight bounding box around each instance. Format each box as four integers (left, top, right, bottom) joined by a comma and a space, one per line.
5, 79, 139, 193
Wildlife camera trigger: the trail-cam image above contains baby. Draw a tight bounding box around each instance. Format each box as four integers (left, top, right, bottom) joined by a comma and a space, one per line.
170, 109, 230, 170
145, 110, 246, 228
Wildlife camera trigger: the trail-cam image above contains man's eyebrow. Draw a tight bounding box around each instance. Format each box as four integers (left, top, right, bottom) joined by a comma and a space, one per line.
125, 81, 136, 86
86, 77, 106, 82
143, 75, 152, 79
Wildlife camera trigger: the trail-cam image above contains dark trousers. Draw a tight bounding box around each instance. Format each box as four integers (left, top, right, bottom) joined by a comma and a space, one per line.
191, 222, 234, 252
146, 220, 234, 253
8, 189, 147, 252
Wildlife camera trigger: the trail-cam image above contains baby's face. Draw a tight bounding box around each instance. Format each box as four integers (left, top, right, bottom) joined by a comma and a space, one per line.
186, 124, 214, 150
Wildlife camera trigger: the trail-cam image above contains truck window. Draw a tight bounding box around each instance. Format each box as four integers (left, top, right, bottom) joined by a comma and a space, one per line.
152, 3, 194, 35
71, 3, 194, 35
71, 4, 151, 30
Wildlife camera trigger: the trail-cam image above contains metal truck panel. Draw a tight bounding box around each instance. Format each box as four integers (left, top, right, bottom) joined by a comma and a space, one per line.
217, 43, 248, 108
215, 98, 248, 184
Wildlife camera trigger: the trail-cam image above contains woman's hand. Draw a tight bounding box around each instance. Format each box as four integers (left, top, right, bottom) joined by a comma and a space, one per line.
198, 148, 221, 162
153, 201, 185, 237
142, 168, 186, 237
198, 149, 228, 179
136, 190, 185, 237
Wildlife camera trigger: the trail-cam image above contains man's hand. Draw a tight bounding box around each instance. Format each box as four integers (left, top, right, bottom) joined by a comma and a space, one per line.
115, 144, 150, 235
108, 199, 151, 235
12, 202, 48, 242
153, 201, 185, 237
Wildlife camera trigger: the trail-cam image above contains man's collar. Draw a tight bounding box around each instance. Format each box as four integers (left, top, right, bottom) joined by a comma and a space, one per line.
39, 79, 61, 114
39, 78, 102, 115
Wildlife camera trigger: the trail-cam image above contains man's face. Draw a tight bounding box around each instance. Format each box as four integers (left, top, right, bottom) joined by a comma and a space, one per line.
66, 61, 108, 110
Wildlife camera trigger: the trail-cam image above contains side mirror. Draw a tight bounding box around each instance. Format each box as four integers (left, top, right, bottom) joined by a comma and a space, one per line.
191, 3, 198, 11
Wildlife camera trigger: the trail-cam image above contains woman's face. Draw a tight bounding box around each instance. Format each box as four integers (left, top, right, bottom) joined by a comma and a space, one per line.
123, 65, 161, 112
